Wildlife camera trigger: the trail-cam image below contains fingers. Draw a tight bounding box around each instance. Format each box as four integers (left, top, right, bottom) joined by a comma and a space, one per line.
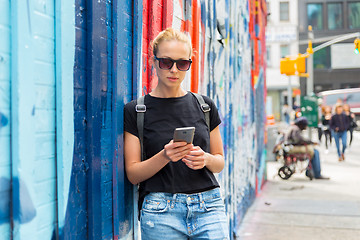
182, 146, 207, 170
164, 141, 193, 162
182, 158, 206, 170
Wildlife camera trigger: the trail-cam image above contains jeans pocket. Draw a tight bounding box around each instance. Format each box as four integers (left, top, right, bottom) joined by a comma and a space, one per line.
142, 198, 169, 213
203, 197, 225, 212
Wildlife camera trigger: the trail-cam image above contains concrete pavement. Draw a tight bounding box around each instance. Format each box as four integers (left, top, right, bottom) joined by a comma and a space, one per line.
236, 131, 360, 240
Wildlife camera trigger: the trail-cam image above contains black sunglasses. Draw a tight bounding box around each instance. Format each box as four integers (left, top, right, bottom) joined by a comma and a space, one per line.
154, 56, 192, 71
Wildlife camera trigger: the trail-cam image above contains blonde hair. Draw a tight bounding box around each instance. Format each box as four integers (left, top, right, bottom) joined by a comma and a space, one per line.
334, 104, 343, 112
343, 104, 350, 111
152, 28, 192, 58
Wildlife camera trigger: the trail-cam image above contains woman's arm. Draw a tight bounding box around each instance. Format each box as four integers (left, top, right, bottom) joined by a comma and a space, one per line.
124, 131, 193, 185
182, 126, 225, 173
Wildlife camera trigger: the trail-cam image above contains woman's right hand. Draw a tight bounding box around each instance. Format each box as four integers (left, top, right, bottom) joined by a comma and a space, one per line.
164, 140, 193, 162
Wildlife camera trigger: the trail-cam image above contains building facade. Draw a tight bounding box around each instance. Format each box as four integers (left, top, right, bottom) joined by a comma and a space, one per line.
266, 0, 300, 121
298, 0, 360, 94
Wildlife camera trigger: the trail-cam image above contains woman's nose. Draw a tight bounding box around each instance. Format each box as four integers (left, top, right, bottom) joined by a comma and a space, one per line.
170, 63, 178, 73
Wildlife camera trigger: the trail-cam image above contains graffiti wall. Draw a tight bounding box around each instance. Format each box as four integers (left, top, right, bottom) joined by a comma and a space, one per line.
0, 0, 266, 239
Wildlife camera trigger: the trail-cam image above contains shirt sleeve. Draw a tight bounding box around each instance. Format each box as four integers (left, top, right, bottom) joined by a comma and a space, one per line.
123, 100, 139, 137
202, 95, 222, 131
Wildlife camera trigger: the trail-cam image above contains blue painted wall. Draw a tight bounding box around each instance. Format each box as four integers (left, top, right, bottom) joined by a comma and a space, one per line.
0, 0, 11, 239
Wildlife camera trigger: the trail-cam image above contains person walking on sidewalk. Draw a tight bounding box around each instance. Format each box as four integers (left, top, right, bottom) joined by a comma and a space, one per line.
282, 103, 291, 124
343, 104, 357, 147
321, 106, 332, 152
285, 117, 329, 179
124, 28, 229, 239
330, 104, 350, 161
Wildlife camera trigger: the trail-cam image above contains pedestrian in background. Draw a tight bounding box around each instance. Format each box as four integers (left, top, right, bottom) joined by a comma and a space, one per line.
284, 117, 329, 179
321, 106, 332, 153
343, 104, 357, 147
124, 28, 229, 239
282, 103, 291, 124
330, 104, 350, 161
317, 106, 324, 144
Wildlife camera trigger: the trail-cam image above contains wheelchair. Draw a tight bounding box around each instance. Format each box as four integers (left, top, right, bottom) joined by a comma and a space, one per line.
273, 142, 314, 180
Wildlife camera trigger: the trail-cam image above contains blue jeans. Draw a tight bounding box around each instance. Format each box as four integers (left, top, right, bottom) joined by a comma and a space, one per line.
333, 131, 347, 157
140, 188, 229, 240
311, 149, 321, 178
284, 114, 290, 124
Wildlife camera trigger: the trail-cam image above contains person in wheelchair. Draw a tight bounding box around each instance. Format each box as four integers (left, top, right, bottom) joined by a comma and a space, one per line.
284, 117, 330, 180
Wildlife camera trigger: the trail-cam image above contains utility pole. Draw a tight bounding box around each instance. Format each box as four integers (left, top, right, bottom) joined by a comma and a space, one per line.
306, 26, 314, 139
306, 26, 314, 96
287, 76, 293, 111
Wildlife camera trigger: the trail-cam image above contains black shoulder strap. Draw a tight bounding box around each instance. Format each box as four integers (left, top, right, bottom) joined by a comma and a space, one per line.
191, 92, 210, 130
136, 95, 146, 161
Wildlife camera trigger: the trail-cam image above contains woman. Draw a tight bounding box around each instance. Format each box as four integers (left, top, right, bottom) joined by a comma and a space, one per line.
124, 28, 229, 239
343, 104, 357, 147
330, 104, 350, 161
321, 106, 332, 152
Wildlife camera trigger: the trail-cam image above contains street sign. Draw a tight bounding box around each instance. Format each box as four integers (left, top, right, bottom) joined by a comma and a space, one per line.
301, 95, 318, 128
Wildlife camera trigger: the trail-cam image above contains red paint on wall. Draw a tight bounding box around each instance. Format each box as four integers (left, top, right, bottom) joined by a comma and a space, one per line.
142, 0, 174, 95
190, 0, 200, 93
163, 0, 173, 29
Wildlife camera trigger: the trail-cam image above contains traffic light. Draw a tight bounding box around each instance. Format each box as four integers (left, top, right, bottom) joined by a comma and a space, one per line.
296, 54, 306, 73
280, 55, 308, 76
355, 38, 360, 54
280, 57, 296, 75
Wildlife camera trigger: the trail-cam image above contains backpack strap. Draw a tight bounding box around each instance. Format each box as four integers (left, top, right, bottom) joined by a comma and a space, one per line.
136, 95, 146, 161
190, 92, 210, 130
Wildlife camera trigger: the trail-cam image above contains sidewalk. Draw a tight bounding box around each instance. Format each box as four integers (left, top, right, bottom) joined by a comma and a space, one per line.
236, 131, 360, 240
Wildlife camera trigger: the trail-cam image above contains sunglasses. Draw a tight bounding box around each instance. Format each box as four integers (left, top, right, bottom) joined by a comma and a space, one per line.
154, 56, 192, 71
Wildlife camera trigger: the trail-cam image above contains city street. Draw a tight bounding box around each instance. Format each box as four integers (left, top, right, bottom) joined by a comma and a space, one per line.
237, 131, 360, 240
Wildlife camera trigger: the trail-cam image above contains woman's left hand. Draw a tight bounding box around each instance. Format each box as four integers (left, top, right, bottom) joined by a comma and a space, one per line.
182, 146, 208, 170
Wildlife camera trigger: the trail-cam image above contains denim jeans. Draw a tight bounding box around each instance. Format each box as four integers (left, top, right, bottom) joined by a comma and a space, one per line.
311, 149, 321, 178
140, 188, 229, 240
333, 131, 347, 157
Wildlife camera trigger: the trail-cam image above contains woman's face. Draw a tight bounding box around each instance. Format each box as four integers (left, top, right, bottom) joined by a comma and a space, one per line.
336, 106, 343, 114
343, 105, 350, 112
325, 106, 331, 114
154, 40, 191, 88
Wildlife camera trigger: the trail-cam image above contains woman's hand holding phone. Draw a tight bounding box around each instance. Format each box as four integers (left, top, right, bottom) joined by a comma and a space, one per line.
182, 146, 207, 170
163, 140, 193, 162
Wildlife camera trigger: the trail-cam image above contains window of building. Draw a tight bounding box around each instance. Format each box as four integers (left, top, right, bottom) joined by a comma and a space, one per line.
280, 45, 289, 58
307, 3, 323, 30
328, 3, 343, 30
348, 2, 360, 29
266, 47, 271, 66
314, 44, 331, 69
280, 2, 289, 21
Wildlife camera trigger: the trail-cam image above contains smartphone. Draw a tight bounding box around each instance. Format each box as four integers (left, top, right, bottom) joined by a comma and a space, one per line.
173, 127, 195, 144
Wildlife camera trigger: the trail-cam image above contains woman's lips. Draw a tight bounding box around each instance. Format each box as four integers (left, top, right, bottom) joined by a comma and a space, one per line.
167, 77, 178, 82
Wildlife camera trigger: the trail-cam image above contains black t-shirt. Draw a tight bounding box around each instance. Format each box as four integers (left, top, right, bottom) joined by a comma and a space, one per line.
124, 92, 221, 196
